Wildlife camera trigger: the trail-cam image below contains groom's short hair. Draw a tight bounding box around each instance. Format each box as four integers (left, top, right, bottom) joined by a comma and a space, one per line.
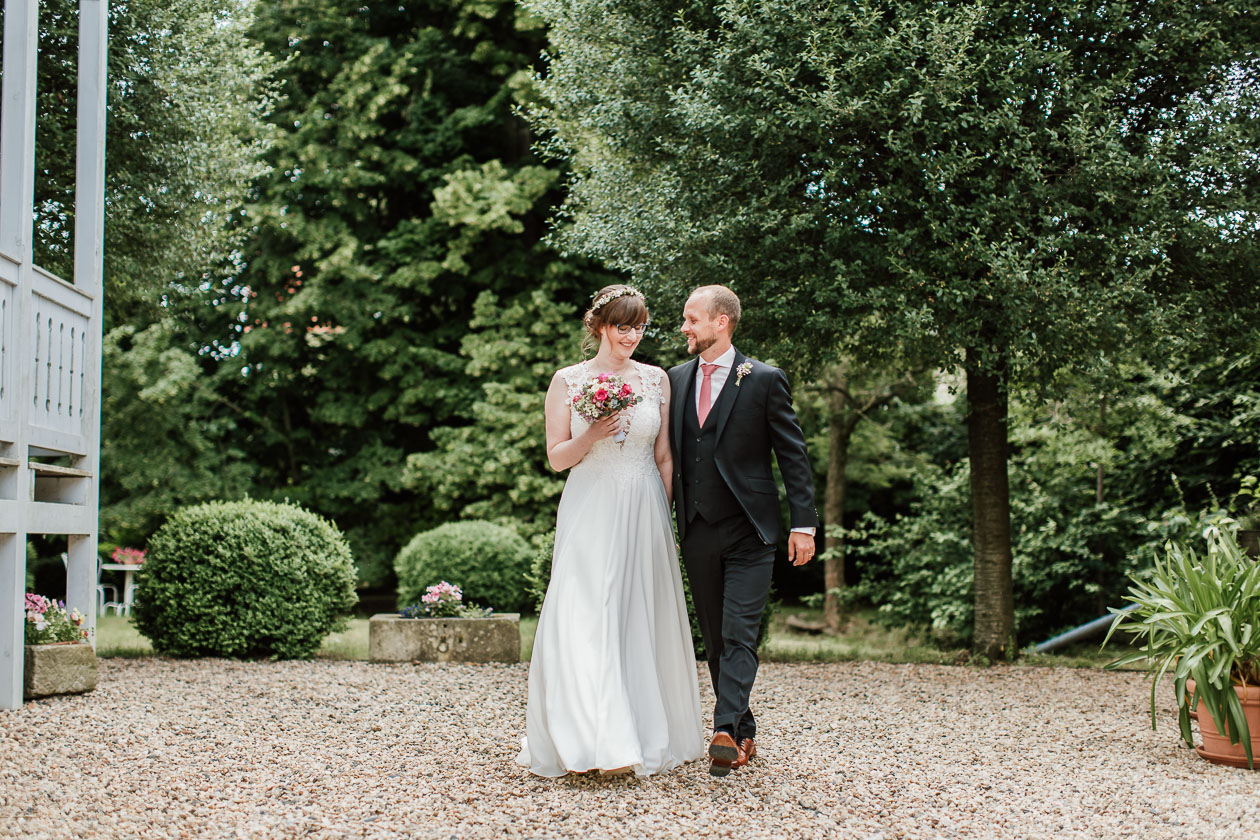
692, 285, 741, 334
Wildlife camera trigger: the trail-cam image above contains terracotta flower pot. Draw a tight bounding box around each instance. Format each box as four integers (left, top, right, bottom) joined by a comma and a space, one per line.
1185, 678, 1198, 720
1194, 683, 1260, 769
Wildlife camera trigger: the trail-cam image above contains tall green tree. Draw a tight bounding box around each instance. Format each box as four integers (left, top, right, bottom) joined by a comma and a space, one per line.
100, 323, 260, 547
403, 282, 594, 541
22, 0, 273, 325
233, 0, 608, 585
530, 0, 1260, 657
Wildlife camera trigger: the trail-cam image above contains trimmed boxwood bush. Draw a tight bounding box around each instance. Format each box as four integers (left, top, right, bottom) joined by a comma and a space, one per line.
396, 521, 532, 613
133, 500, 358, 658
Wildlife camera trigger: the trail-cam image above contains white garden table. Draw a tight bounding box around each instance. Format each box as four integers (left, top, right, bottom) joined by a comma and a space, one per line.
100, 564, 141, 616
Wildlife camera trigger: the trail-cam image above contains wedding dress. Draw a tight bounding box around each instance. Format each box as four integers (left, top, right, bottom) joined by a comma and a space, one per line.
517, 360, 704, 777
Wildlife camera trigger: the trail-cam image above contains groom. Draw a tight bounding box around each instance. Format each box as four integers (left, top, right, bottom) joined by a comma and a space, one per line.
668, 285, 818, 778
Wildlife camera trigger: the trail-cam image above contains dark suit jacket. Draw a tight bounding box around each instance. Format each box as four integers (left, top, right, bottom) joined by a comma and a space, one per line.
668, 350, 818, 545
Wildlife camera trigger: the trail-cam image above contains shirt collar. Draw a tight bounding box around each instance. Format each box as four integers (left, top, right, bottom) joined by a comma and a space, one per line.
699, 345, 737, 371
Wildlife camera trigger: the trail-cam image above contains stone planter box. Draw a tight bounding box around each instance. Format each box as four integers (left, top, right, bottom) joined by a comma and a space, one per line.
369, 613, 519, 663
24, 643, 98, 700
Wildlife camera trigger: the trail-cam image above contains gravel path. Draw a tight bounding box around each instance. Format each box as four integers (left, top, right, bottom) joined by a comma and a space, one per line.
2, 658, 1258, 839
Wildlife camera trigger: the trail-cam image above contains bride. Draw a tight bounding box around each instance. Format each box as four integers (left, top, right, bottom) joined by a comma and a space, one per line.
517, 284, 704, 777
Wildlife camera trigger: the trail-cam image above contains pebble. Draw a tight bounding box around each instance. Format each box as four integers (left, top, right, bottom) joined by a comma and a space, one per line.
1, 659, 1257, 838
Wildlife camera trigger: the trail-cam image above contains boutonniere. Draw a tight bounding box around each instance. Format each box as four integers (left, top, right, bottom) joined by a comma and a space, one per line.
735, 361, 753, 386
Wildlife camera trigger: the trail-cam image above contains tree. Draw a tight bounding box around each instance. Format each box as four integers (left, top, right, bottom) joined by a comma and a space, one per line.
813, 362, 927, 633
24, 0, 273, 326
231, 0, 610, 585
99, 323, 260, 547
529, 0, 1260, 657
403, 283, 594, 540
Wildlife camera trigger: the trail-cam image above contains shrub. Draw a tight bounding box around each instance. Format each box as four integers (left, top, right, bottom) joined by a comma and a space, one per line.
133, 500, 358, 658
395, 521, 533, 613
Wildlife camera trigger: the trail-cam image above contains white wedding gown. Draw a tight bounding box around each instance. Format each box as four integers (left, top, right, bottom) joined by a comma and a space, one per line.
517, 360, 704, 777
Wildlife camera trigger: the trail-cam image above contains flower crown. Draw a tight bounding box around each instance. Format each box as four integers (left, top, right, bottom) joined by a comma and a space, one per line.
590, 287, 644, 313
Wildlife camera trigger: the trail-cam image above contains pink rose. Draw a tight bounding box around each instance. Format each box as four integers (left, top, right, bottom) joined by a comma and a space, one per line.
572, 395, 580, 404
597, 373, 611, 383
594, 388, 609, 401
620, 383, 633, 396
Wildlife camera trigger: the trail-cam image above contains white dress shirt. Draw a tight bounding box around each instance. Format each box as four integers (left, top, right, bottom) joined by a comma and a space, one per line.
693, 346, 815, 539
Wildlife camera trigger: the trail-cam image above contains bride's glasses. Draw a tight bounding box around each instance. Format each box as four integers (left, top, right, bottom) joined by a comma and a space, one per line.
615, 323, 650, 335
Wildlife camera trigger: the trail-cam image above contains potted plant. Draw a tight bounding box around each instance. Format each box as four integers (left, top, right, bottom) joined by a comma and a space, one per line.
1104, 527, 1260, 768
369, 581, 519, 663
24, 593, 98, 700
1232, 475, 1260, 558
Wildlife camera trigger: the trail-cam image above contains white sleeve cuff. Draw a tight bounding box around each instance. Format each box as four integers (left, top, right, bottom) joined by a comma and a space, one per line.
790, 527, 816, 537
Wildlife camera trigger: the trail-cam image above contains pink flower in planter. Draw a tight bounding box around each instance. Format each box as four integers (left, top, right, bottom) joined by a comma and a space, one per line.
111, 547, 146, 565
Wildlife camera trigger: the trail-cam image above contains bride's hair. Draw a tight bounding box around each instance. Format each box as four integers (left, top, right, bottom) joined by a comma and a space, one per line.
582, 284, 649, 355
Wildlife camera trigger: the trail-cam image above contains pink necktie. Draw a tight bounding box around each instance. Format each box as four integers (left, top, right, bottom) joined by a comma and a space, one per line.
698, 363, 719, 427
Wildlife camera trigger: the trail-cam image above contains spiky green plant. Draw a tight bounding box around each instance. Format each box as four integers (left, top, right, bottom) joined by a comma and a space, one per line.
1105, 527, 1260, 767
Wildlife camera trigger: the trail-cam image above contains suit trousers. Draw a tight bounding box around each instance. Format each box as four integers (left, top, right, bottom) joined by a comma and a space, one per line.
680, 512, 775, 739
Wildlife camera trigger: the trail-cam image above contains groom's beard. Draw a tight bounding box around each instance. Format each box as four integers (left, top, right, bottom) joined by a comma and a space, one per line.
688, 334, 716, 355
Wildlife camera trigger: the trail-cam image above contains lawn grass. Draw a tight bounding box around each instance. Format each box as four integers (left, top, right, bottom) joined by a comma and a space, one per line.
762, 607, 959, 665
762, 606, 1136, 669
93, 607, 1133, 669
94, 614, 155, 658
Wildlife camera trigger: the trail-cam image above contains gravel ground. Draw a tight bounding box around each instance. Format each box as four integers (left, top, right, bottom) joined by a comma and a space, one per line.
3, 658, 1258, 839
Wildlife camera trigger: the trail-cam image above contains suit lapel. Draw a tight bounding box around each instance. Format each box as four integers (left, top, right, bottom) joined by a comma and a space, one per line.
710, 349, 746, 444
672, 358, 699, 449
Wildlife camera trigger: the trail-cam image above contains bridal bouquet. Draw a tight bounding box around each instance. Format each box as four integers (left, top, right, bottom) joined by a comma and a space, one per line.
572, 372, 642, 443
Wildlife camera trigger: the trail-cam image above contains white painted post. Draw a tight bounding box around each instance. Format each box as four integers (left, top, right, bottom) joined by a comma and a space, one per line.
0, 0, 41, 711
0, 0, 39, 256
66, 0, 110, 646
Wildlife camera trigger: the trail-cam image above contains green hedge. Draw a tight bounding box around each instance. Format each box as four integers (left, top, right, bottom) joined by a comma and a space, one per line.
133, 500, 358, 658
395, 521, 533, 613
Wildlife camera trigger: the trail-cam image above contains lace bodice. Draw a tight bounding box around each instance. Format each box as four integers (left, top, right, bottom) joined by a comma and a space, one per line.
561, 360, 664, 480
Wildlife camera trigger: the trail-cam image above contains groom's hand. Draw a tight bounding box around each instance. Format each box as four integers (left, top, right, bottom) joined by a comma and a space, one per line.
787, 532, 815, 566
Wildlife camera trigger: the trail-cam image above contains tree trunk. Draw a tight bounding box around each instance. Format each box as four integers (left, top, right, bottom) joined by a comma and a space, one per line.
824, 378, 851, 634
966, 365, 1015, 660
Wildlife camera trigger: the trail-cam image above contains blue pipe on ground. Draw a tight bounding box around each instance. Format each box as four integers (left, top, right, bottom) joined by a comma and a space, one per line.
1027, 603, 1139, 654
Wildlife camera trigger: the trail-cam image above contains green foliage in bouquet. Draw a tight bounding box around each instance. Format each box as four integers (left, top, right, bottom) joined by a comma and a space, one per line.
1104, 528, 1260, 767
395, 522, 533, 614
133, 500, 358, 659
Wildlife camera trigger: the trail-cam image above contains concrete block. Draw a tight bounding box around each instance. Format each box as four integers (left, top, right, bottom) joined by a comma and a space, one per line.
369, 614, 519, 663
24, 643, 98, 700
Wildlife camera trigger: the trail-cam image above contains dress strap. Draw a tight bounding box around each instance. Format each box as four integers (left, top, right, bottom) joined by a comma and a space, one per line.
561, 362, 589, 401
634, 362, 666, 406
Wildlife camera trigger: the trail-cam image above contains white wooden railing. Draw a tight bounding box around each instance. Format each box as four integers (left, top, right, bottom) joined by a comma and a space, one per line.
30, 268, 91, 451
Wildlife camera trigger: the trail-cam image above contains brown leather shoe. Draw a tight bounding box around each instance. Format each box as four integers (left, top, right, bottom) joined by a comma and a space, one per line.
708, 731, 738, 777
733, 737, 757, 769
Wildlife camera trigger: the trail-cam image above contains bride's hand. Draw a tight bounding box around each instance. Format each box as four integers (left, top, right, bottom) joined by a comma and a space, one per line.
583, 412, 621, 442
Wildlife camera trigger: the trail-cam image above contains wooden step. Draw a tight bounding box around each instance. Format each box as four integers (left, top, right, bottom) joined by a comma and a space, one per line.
29, 461, 93, 478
